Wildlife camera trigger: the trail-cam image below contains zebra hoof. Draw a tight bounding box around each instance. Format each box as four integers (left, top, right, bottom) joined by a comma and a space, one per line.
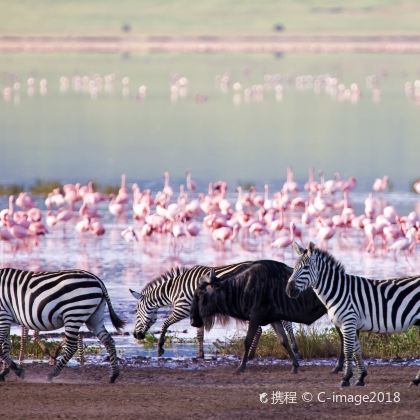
341, 380, 350, 387
410, 378, 420, 386
291, 366, 299, 374
0, 367, 10, 381
47, 372, 56, 383
157, 348, 165, 357
235, 367, 245, 375
109, 372, 119, 384
197, 352, 205, 359
355, 380, 365, 386
15, 367, 25, 379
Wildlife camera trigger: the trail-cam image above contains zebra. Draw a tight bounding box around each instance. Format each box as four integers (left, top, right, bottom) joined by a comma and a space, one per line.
286, 241, 420, 387
0, 268, 125, 383
130, 262, 301, 360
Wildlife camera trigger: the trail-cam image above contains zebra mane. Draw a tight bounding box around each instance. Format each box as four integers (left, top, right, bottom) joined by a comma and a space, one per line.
142, 266, 189, 293
314, 248, 346, 274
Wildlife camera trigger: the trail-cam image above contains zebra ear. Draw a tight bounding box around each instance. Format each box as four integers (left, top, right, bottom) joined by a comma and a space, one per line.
130, 289, 142, 300
308, 241, 316, 254
292, 241, 305, 256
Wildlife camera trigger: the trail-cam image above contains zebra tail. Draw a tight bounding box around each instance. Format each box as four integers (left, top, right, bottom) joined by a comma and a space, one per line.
106, 296, 126, 332
98, 280, 126, 332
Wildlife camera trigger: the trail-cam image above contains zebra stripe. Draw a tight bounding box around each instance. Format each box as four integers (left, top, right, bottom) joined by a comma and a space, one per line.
0, 268, 124, 383
130, 262, 300, 358
287, 242, 420, 386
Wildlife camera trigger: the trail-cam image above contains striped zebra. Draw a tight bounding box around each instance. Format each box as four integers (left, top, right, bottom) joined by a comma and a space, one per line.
286, 242, 420, 387
130, 262, 301, 360
0, 268, 125, 383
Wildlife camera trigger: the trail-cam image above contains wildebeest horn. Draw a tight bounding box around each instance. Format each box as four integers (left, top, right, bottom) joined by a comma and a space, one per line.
292, 241, 305, 256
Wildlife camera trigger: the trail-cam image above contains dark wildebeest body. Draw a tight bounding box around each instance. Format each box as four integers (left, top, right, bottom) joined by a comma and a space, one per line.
191, 259, 344, 373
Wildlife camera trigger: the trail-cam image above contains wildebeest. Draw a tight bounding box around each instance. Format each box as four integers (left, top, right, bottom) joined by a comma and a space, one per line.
190, 259, 345, 373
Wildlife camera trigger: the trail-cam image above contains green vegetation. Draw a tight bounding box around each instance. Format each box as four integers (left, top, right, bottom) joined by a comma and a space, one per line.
214, 327, 420, 359
9, 334, 102, 359
1, 1, 420, 36
0, 179, 120, 196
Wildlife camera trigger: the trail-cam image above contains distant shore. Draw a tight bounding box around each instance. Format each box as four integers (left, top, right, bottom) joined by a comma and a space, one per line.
2, 34, 420, 54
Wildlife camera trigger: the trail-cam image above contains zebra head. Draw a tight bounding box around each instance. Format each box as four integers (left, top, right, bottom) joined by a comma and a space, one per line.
130, 289, 158, 340
286, 241, 318, 298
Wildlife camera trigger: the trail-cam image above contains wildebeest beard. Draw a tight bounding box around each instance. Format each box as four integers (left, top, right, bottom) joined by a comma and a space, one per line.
202, 314, 231, 331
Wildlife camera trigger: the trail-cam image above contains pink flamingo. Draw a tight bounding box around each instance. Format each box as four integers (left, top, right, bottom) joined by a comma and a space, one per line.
372, 176, 389, 192
271, 221, 295, 251
316, 219, 335, 249
115, 174, 129, 205
121, 227, 138, 242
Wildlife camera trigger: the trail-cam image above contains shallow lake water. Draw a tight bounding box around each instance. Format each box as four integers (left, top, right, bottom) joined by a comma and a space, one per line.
1, 190, 418, 359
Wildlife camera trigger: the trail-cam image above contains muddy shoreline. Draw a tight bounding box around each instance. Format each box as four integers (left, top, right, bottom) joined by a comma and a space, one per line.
1, 362, 419, 419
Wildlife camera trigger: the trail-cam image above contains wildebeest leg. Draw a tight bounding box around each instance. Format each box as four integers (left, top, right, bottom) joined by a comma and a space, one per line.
331, 327, 345, 373
282, 321, 301, 359
272, 322, 299, 373
158, 310, 186, 357
196, 327, 205, 358
236, 320, 260, 374
248, 326, 262, 360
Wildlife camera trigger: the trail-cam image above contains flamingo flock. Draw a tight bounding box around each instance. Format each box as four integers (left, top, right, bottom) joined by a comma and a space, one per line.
0, 169, 418, 260
2, 70, 420, 107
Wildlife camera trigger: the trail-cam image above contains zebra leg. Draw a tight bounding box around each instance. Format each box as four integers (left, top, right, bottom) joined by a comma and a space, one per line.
353, 335, 367, 386
236, 319, 260, 374
0, 316, 24, 380
96, 328, 119, 383
18, 326, 29, 365
157, 312, 185, 357
196, 327, 205, 358
331, 327, 345, 374
271, 321, 299, 373
86, 305, 120, 384
282, 321, 302, 359
47, 325, 80, 382
248, 326, 262, 360
411, 326, 420, 386
340, 324, 356, 387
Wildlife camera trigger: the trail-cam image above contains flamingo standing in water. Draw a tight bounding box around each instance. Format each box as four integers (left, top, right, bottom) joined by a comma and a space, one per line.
271, 221, 295, 251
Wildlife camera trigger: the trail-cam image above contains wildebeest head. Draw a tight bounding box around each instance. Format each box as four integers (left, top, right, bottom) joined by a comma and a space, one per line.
190, 268, 222, 330
286, 241, 317, 298
130, 289, 158, 340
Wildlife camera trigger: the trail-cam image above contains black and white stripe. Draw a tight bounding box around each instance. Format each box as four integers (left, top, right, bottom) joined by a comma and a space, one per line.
287, 242, 420, 386
0, 268, 125, 383
130, 262, 300, 358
